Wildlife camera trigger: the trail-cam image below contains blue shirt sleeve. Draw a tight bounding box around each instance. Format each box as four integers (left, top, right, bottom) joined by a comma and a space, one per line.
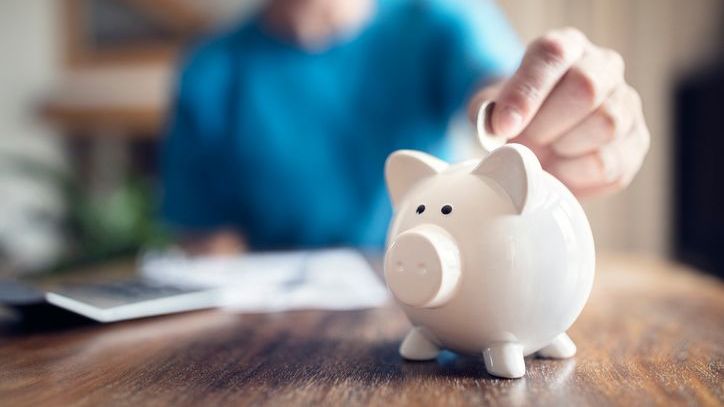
160, 39, 235, 232
430, 0, 524, 117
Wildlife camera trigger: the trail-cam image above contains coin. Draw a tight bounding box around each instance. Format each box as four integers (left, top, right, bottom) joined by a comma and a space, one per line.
476, 100, 507, 155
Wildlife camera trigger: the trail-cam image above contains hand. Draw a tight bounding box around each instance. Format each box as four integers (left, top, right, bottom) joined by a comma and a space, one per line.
469, 27, 650, 198
180, 229, 247, 257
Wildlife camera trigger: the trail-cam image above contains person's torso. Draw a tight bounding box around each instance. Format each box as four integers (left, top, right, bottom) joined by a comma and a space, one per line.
201, 1, 464, 249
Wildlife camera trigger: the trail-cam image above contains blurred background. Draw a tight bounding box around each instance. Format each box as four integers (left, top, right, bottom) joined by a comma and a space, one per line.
0, 0, 722, 277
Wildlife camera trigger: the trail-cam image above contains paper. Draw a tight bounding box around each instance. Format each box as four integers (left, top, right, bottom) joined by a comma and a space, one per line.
139, 248, 389, 312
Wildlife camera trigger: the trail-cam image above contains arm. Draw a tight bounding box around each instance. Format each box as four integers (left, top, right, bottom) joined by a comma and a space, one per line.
161, 40, 246, 256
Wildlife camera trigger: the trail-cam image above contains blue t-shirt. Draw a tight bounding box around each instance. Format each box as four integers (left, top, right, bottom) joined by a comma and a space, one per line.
161, 0, 522, 250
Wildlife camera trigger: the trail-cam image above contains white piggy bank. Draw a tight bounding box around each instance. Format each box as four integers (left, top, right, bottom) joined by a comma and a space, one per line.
383, 142, 595, 379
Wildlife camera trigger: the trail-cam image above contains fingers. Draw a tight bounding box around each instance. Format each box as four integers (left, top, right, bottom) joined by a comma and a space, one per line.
546, 110, 650, 196
492, 27, 588, 138
547, 145, 622, 190
551, 84, 638, 157
469, 26, 650, 199
520, 47, 626, 145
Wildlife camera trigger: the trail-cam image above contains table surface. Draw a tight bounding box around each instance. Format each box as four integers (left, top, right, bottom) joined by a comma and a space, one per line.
1, 253, 722, 406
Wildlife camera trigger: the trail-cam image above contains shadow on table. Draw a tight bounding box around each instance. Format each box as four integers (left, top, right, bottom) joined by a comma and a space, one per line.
0, 303, 96, 336
336, 339, 576, 382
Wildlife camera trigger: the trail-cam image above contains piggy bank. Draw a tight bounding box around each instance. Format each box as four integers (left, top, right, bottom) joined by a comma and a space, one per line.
383, 140, 595, 379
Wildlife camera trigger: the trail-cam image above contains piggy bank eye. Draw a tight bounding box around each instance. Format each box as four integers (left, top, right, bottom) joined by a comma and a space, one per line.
441, 205, 452, 215
416, 204, 425, 214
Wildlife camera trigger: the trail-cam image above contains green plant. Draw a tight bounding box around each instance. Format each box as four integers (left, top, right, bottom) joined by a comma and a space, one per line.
0, 153, 170, 272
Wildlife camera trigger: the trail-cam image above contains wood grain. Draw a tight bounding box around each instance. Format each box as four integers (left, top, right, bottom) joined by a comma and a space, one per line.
0, 253, 722, 406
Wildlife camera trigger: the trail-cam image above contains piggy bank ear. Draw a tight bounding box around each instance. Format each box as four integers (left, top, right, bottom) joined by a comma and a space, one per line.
385, 150, 447, 208
471, 144, 542, 214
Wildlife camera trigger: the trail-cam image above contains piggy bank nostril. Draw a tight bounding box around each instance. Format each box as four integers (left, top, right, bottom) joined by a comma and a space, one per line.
417, 263, 427, 274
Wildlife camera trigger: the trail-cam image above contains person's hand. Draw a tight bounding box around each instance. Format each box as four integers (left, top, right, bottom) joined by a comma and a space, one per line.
469, 27, 650, 198
180, 229, 247, 257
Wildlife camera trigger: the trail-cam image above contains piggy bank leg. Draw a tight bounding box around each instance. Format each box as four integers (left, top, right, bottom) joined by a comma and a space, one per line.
537, 333, 577, 358
483, 343, 525, 379
399, 327, 439, 361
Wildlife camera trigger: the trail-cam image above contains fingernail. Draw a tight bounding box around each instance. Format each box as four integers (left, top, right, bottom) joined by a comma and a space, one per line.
600, 147, 621, 182
494, 106, 523, 138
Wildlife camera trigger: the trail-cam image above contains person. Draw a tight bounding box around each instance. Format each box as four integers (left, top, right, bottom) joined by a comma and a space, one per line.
162, 0, 650, 255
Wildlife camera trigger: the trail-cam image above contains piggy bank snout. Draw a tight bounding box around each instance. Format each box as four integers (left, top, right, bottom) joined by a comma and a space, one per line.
384, 225, 461, 308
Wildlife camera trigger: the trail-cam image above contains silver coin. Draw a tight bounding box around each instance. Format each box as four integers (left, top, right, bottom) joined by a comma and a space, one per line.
476, 100, 507, 155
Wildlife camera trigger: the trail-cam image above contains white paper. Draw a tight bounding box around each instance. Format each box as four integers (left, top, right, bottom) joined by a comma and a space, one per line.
139, 248, 389, 312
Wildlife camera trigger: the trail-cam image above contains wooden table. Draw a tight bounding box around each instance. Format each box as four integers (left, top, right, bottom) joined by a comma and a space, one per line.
1, 253, 722, 406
